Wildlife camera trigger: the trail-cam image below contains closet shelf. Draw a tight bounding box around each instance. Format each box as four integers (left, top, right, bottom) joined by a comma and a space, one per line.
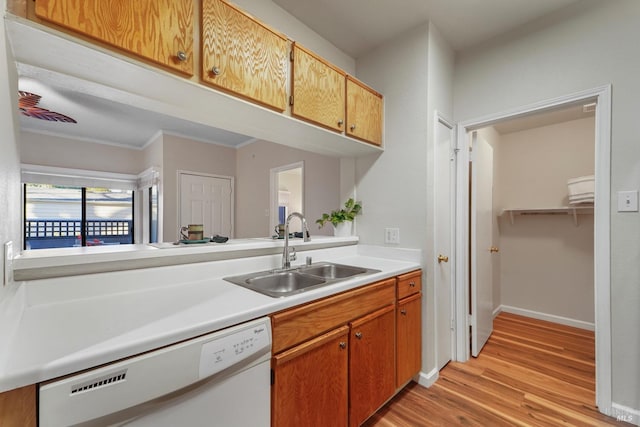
501, 206, 594, 226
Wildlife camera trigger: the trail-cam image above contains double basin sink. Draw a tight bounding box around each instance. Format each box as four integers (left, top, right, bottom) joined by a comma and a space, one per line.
224, 262, 380, 298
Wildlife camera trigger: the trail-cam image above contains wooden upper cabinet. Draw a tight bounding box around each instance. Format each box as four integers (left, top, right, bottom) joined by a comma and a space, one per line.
34, 0, 194, 75
291, 42, 346, 132
346, 76, 383, 146
201, 0, 288, 111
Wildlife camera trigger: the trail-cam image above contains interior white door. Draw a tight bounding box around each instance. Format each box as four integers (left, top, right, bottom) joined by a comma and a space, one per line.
434, 116, 455, 370
179, 173, 233, 238
470, 134, 494, 357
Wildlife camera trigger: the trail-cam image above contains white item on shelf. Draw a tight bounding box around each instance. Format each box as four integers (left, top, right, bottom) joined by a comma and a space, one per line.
568, 175, 595, 197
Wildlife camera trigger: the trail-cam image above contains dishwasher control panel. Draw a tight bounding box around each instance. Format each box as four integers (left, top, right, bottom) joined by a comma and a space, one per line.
199, 318, 270, 379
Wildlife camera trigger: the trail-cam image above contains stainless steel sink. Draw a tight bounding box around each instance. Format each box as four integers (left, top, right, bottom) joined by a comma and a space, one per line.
297, 263, 368, 279
223, 262, 380, 298
245, 271, 326, 297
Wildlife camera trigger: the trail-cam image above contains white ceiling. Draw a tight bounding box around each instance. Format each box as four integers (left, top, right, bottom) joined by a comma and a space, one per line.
272, 0, 582, 57
17, 0, 585, 150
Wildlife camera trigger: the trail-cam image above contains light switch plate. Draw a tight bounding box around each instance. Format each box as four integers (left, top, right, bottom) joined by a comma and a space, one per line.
617, 190, 639, 212
384, 228, 400, 244
4, 241, 13, 286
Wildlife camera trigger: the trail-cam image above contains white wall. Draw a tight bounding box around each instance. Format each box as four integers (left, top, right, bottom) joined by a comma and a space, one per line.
20, 131, 144, 174
235, 140, 339, 238
493, 118, 595, 324
161, 134, 237, 240
355, 22, 454, 379
0, 2, 23, 298
454, 0, 640, 410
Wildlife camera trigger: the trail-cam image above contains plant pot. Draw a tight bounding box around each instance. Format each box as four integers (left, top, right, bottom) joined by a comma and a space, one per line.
333, 222, 352, 237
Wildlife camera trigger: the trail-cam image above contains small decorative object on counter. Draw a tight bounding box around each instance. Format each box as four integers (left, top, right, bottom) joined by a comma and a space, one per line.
316, 198, 362, 236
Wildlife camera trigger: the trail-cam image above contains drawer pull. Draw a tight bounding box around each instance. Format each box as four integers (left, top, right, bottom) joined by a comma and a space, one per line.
339, 342, 347, 349
409, 281, 416, 287
400, 309, 407, 315
355, 332, 363, 339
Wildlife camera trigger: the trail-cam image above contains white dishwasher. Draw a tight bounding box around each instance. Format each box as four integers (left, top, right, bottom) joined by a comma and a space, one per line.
39, 317, 271, 427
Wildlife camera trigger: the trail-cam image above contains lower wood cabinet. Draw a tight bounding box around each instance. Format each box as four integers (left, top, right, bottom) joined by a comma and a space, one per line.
271, 272, 421, 427
0, 385, 37, 427
272, 326, 349, 427
396, 292, 422, 387
349, 305, 396, 427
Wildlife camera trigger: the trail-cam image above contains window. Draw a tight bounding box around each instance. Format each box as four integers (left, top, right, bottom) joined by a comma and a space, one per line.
24, 184, 134, 250
22, 165, 139, 250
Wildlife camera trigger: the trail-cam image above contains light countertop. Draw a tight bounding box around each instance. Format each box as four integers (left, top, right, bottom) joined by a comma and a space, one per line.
0, 243, 421, 393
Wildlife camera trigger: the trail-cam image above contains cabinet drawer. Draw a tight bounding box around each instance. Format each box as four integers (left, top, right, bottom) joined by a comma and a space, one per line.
397, 270, 422, 300
271, 278, 396, 354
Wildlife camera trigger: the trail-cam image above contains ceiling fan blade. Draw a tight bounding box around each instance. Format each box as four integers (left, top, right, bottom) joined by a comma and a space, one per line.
21, 107, 77, 123
18, 91, 42, 109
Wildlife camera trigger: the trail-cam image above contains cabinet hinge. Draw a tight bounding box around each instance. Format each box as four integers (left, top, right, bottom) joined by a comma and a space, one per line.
289, 95, 294, 106
290, 49, 294, 62
468, 314, 474, 327
270, 369, 275, 385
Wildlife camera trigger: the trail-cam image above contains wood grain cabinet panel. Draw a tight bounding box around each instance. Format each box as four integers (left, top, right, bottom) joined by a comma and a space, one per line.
346, 76, 383, 146
0, 385, 36, 427
291, 42, 346, 132
272, 326, 349, 427
34, 0, 194, 75
396, 292, 422, 387
271, 278, 396, 354
201, 0, 288, 111
349, 305, 396, 427
397, 269, 422, 300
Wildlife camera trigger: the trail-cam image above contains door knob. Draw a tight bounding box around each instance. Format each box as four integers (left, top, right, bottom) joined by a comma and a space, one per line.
437, 254, 449, 263
490, 247, 499, 253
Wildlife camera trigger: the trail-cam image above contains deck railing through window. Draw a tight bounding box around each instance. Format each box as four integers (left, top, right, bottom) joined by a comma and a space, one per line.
25, 219, 133, 248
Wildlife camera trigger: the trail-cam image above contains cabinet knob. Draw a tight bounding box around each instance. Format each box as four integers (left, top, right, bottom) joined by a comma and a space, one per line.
409, 281, 416, 287
400, 309, 407, 316
337, 119, 344, 127
339, 341, 347, 349
350, 124, 356, 131
176, 51, 188, 62
355, 332, 363, 339
211, 66, 221, 76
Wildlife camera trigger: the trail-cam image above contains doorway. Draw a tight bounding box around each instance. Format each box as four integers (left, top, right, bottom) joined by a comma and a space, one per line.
178, 171, 234, 239
453, 85, 612, 411
270, 162, 304, 236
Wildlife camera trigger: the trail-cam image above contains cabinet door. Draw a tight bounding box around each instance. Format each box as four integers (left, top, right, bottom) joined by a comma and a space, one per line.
346, 76, 383, 146
291, 43, 346, 132
397, 293, 422, 387
35, 0, 194, 75
0, 385, 36, 427
201, 0, 288, 111
349, 305, 395, 427
272, 326, 349, 427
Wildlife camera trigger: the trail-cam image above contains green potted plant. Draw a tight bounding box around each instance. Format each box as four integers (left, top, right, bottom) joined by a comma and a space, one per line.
316, 198, 362, 236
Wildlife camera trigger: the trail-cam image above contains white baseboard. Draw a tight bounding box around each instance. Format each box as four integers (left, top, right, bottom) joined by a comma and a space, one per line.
417, 367, 439, 388
610, 403, 640, 426
493, 305, 595, 331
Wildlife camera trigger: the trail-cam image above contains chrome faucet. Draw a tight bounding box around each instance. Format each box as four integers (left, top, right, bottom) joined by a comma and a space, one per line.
282, 212, 311, 269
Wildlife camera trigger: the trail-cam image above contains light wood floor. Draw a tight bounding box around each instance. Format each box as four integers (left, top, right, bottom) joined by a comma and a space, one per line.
365, 312, 631, 426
